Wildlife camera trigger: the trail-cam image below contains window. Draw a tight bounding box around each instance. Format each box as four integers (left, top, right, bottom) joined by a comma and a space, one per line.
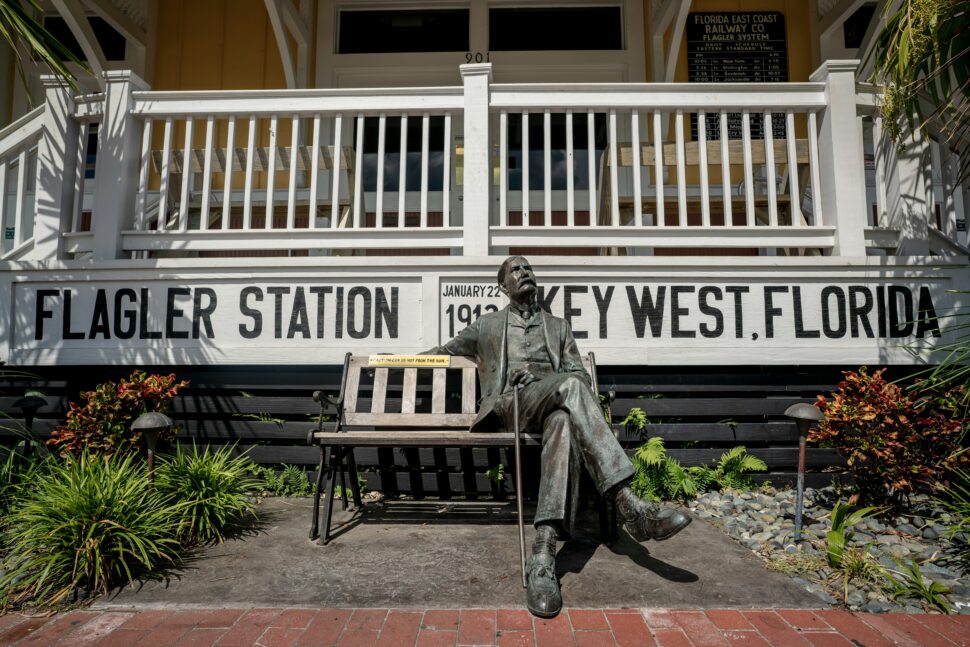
843, 3, 877, 49
337, 9, 470, 54
489, 6, 623, 51
43, 16, 126, 61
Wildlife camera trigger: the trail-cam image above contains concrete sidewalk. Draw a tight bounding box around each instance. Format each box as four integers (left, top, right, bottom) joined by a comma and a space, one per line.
96, 497, 823, 609
2, 498, 967, 645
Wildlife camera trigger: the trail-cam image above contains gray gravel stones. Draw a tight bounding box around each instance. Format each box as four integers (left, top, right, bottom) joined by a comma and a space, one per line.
689, 486, 968, 614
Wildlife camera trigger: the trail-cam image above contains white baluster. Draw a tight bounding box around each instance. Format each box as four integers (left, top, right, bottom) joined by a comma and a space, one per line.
157, 117, 173, 231
764, 111, 778, 228
544, 110, 551, 225
698, 111, 710, 228
675, 110, 686, 225
442, 111, 451, 227
742, 110, 755, 226
522, 111, 529, 226
587, 111, 596, 223
785, 111, 802, 227
309, 114, 321, 229
265, 114, 278, 229
631, 110, 642, 227
222, 116, 236, 230
608, 109, 619, 226
134, 120, 150, 231
331, 114, 343, 228
353, 114, 364, 228
287, 115, 300, 230
398, 114, 407, 227
807, 111, 822, 226
720, 111, 732, 227
653, 111, 664, 227
178, 117, 194, 232
200, 116, 215, 230
566, 109, 574, 227
376, 113, 386, 228
243, 115, 257, 230
500, 110, 508, 227
420, 112, 429, 228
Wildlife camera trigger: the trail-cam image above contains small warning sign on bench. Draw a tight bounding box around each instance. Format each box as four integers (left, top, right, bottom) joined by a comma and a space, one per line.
367, 355, 451, 368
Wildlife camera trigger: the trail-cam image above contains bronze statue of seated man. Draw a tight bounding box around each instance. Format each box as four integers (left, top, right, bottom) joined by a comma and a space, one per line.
425, 255, 690, 618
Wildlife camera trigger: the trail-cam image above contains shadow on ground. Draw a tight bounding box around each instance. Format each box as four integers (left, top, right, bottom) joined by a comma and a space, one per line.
97, 497, 823, 610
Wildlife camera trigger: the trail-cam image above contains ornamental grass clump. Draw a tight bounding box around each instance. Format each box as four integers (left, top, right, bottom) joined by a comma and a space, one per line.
155, 443, 258, 545
811, 368, 969, 505
0, 451, 181, 609
47, 370, 188, 457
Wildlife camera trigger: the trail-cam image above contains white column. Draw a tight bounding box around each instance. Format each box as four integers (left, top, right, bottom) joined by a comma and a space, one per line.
90, 70, 150, 259
460, 63, 492, 257
810, 60, 867, 256
29, 76, 79, 261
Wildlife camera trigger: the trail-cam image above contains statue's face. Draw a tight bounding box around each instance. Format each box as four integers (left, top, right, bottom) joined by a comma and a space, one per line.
500, 256, 536, 302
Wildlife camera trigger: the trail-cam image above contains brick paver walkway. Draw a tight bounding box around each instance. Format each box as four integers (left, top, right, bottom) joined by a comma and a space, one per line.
0, 607, 967, 646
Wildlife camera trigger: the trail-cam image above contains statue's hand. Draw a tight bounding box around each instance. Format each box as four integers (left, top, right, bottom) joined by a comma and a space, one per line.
509, 368, 539, 387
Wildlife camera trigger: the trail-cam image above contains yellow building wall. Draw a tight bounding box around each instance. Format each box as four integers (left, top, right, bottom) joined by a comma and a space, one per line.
151, 0, 286, 90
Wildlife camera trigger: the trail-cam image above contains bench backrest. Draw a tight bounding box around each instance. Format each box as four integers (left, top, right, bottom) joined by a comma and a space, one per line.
337, 353, 597, 431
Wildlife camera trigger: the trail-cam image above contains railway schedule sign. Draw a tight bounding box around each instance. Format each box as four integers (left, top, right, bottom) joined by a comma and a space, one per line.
687, 11, 788, 140
1, 261, 967, 366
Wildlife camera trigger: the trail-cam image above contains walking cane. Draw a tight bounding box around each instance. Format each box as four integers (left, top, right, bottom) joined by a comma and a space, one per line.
513, 383, 527, 589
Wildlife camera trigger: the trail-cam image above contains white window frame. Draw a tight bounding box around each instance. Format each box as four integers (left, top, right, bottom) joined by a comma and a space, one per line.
316, 0, 646, 88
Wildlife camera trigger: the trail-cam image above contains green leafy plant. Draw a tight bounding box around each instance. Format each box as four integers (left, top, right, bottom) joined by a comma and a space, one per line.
0, 448, 42, 523
236, 392, 285, 425
0, 0, 86, 94
869, 0, 969, 183
811, 367, 969, 504
710, 446, 767, 490
933, 466, 970, 561
886, 557, 953, 613
824, 501, 883, 569
621, 407, 651, 440
154, 443, 258, 545
252, 464, 314, 497
0, 451, 181, 608
47, 371, 189, 458
630, 436, 764, 503
486, 463, 505, 484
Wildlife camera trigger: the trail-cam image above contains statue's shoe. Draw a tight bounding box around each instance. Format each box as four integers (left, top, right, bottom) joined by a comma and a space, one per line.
525, 553, 562, 618
617, 495, 692, 542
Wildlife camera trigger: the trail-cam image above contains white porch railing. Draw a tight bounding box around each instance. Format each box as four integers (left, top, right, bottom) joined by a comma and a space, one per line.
487, 82, 831, 252
0, 106, 44, 260
4, 62, 967, 262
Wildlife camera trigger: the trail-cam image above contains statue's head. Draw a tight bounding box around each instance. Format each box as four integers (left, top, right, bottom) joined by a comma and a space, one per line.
498, 255, 536, 303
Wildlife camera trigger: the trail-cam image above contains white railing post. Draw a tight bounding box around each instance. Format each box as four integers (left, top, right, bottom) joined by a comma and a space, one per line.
90, 70, 149, 259
810, 60, 867, 256
29, 76, 78, 260
460, 63, 492, 256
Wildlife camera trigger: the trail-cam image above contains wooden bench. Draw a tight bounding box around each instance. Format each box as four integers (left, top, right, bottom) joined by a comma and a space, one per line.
307, 352, 611, 544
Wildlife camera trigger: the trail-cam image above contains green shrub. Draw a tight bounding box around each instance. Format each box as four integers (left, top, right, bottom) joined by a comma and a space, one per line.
0, 452, 181, 608
811, 368, 969, 504
47, 371, 189, 458
934, 466, 970, 562
155, 443, 258, 545
251, 463, 314, 497
630, 434, 766, 502
0, 449, 42, 522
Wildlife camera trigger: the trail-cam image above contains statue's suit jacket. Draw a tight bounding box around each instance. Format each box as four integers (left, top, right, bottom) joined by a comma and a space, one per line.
426, 305, 592, 431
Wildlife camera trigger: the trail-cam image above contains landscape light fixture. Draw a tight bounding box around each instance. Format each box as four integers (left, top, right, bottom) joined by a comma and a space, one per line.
784, 403, 826, 542
132, 412, 172, 485
13, 389, 48, 455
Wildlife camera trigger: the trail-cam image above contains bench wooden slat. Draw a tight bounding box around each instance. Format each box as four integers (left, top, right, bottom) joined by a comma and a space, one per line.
344, 412, 477, 427
461, 367, 476, 414
402, 368, 417, 414
313, 430, 544, 447
371, 368, 388, 413
432, 368, 446, 414
343, 363, 362, 414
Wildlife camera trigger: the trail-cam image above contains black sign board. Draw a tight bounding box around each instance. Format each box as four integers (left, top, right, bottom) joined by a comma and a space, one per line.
687, 12, 788, 140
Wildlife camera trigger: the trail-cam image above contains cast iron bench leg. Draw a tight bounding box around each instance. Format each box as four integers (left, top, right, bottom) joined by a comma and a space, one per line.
346, 450, 364, 508
310, 445, 328, 539
321, 447, 341, 544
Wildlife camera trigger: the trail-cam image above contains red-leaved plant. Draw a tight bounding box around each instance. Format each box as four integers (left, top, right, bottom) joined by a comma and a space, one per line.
811, 367, 968, 505
48, 371, 189, 457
